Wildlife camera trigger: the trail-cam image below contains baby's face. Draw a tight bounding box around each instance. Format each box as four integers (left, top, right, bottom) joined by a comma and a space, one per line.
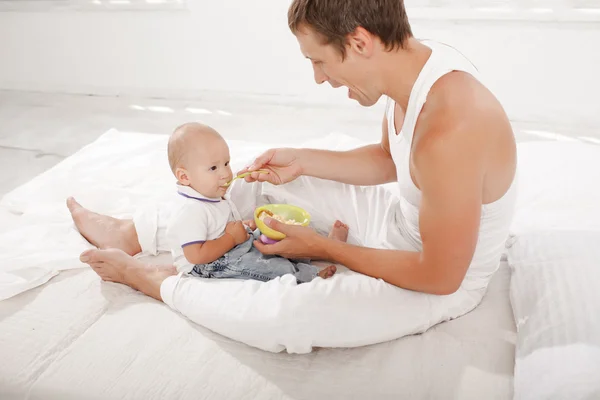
181, 136, 233, 198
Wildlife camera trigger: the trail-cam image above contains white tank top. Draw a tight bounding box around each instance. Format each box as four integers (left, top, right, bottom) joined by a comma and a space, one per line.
386, 40, 517, 293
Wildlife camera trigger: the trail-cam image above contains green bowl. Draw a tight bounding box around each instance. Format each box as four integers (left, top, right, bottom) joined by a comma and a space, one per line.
254, 204, 311, 240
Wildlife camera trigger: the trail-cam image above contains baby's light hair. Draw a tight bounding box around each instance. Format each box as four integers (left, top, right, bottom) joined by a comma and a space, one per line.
167, 122, 221, 174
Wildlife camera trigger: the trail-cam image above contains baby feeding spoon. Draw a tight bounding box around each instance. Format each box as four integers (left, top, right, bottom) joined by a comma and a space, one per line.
223, 169, 269, 187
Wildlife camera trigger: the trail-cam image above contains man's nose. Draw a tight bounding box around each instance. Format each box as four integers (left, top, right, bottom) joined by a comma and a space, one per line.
313, 65, 327, 85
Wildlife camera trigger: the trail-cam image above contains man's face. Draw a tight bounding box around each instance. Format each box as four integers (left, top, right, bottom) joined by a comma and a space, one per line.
295, 26, 381, 107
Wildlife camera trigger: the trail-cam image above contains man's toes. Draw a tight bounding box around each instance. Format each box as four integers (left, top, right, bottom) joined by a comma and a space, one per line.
88, 262, 104, 272
66, 197, 82, 212
88, 262, 109, 280
80, 249, 95, 263
80, 249, 110, 264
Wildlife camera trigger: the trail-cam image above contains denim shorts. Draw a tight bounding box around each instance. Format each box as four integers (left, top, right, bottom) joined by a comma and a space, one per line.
189, 228, 318, 283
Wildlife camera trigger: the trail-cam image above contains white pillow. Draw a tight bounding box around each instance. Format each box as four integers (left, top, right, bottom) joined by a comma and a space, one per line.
507, 230, 600, 400
511, 142, 600, 234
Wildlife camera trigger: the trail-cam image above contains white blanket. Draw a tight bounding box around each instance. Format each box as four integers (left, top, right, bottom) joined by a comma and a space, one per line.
0, 260, 516, 400
1, 129, 497, 355
0, 129, 516, 398
508, 231, 600, 400
0, 130, 370, 300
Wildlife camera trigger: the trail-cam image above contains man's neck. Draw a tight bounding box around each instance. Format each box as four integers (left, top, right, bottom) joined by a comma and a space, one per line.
379, 38, 432, 111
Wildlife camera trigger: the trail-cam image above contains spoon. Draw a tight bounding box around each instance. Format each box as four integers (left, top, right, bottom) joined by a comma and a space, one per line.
223, 169, 269, 187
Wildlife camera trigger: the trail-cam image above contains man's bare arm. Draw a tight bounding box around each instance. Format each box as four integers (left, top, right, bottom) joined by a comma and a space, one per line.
297, 115, 397, 186
308, 124, 485, 294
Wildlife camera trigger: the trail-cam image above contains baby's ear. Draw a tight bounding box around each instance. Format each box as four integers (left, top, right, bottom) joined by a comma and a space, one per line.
176, 167, 190, 184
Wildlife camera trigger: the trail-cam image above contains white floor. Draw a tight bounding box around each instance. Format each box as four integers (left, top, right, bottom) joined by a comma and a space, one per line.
1, 89, 599, 197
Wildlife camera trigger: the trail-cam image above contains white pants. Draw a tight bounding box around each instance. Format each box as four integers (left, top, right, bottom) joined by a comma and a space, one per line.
134, 176, 413, 255
134, 177, 480, 353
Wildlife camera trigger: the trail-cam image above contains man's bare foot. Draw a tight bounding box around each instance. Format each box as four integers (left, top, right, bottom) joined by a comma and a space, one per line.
328, 220, 349, 243
80, 248, 176, 301
318, 265, 337, 279
67, 197, 142, 256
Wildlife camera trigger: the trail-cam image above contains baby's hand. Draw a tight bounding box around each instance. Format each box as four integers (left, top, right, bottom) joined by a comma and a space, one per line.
225, 221, 250, 245
243, 219, 257, 231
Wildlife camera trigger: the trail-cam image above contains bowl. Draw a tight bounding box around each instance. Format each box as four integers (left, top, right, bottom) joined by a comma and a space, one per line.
254, 204, 311, 240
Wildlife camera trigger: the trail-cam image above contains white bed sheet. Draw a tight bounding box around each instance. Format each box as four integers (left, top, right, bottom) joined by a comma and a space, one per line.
0, 261, 515, 400
0, 129, 515, 399
0, 129, 379, 301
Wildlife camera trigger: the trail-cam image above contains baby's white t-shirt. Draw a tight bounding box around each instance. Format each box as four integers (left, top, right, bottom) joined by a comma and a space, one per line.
166, 184, 242, 273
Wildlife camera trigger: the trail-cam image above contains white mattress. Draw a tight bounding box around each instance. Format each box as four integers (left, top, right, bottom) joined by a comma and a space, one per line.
0, 264, 515, 400
0, 130, 516, 399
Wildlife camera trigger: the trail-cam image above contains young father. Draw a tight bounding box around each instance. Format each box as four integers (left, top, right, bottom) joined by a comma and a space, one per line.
68, 0, 517, 350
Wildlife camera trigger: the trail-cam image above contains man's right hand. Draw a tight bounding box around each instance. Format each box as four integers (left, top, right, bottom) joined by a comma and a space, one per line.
237, 148, 303, 185
225, 221, 250, 245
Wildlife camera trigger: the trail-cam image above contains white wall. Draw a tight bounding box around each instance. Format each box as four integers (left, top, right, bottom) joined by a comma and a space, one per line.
413, 19, 600, 129
0, 1, 599, 128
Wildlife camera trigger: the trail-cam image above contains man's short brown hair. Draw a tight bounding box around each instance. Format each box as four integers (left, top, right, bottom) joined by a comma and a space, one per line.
288, 0, 413, 58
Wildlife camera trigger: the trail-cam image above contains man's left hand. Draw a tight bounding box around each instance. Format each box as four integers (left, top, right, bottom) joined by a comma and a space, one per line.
253, 217, 326, 260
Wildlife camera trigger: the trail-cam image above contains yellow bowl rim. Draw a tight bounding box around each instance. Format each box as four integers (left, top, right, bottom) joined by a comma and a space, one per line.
253, 204, 311, 240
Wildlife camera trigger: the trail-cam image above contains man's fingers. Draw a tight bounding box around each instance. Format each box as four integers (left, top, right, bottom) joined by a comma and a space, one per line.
247, 149, 274, 172
250, 171, 263, 181
242, 169, 272, 183
253, 239, 282, 255
264, 217, 291, 234
236, 166, 249, 175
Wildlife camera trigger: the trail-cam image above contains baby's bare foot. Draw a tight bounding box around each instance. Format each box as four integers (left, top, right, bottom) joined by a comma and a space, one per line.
67, 197, 141, 256
318, 265, 337, 279
328, 220, 349, 243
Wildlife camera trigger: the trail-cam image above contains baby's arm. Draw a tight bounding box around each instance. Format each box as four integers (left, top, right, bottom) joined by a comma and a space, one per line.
183, 234, 236, 265
182, 221, 249, 265
243, 219, 257, 231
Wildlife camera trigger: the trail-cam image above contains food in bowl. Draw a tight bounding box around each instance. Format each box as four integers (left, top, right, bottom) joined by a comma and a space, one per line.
257, 209, 303, 226
254, 204, 310, 240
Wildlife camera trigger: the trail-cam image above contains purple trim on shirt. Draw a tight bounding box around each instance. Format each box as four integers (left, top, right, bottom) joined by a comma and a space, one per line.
177, 191, 220, 203
182, 240, 206, 247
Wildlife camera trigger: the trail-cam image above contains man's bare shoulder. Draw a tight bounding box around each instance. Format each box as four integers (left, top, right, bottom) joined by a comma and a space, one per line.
419, 71, 509, 137
416, 71, 514, 149
412, 71, 516, 203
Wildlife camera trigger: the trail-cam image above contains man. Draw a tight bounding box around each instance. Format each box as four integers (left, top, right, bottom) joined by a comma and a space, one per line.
69, 0, 517, 349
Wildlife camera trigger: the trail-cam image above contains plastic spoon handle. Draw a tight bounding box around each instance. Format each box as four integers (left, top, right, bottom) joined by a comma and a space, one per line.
224, 169, 269, 187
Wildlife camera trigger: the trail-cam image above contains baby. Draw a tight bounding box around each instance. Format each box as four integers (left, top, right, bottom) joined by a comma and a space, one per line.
165, 122, 338, 283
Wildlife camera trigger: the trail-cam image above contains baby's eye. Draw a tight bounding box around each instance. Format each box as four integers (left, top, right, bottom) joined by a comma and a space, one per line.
225, 161, 229, 167
210, 166, 217, 171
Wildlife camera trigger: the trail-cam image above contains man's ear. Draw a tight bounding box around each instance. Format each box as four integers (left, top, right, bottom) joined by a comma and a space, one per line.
176, 167, 190, 184
347, 26, 374, 57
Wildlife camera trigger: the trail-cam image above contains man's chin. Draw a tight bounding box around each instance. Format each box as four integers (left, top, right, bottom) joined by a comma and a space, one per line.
353, 97, 377, 107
